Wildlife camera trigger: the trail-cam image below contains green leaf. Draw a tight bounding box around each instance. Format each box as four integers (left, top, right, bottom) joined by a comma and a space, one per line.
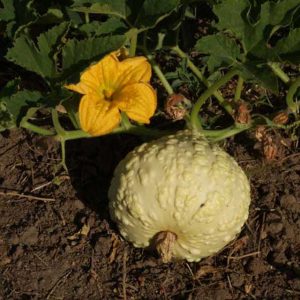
0, 80, 42, 129
6, 90, 42, 123
238, 61, 278, 93
6, 22, 69, 80
72, 0, 129, 20
274, 28, 300, 64
36, 8, 64, 24
62, 34, 126, 78
0, 0, 15, 22
0, 80, 18, 131
195, 33, 241, 72
4, 0, 38, 38
213, 0, 249, 41
134, 0, 181, 29
268, 0, 300, 26
80, 17, 127, 37
213, 0, 300, 53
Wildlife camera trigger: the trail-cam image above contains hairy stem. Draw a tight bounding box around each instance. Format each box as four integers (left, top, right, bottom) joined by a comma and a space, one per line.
172, 46, 233, 115
286, 77, 300, 114
191, 69, 240, 131
234, 76, 244, 102
20, 121, 55, 136
84, 12, 90, 24
144, 52, 174, 96
129, 28, 138, 57
268, 62, 290, 84
203, 124, 251, 141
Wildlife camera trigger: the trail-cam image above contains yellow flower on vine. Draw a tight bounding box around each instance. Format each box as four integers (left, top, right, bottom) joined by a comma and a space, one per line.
65, 51, 157, 136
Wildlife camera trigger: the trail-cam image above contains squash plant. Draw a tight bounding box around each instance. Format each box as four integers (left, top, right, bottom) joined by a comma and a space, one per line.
0, 0, 299, 261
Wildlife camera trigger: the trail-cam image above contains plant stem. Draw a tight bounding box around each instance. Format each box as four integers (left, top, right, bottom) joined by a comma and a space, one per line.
20, 121, 55, 136
52, 109, 65, 137
191, 69, 239, 131
129, 28, 138, 57
286, 77, 300, 113
203, 124, 250, 141
61, 130, 90, 140
172, 46, 206, 81
20, 107, 55, 136
51, 109, 68, 170
234, 76, 244, 102
84, 12, 90, 24
268, 62, 290, 84
120, 112, 132, 130
144, 52, 174, 96
172, 46, 233, 114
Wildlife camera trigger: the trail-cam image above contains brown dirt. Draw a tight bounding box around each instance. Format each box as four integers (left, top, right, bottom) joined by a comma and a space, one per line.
0, 128, 300, 299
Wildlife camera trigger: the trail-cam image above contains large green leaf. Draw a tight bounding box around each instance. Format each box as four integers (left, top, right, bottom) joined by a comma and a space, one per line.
6, 22, 69, 79
134, 0, 181, 29
62, 34, 126, 79
0, 81, 42, 129
268, 0, 300, 26
0, 0, 15, 22
5, 90, 42, 124
72, 0, 129, 20
274, 28, 300, 64
213, 0, 300, 53
195, 33, 242, 72
238, 61, 279, 93
80, 17, 127, 37
3, 0, 38, 38
0, 80, 18, 131
213, 0, 249, 42
72, 0, 181, 30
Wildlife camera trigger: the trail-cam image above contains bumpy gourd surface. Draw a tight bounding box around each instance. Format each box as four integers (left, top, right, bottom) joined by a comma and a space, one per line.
108, 130, 251, 262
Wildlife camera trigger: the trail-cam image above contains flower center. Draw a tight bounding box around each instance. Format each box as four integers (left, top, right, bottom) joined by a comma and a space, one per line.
103, 89, 114, 101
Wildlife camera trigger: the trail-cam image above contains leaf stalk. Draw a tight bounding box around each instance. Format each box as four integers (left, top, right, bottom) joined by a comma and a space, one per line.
172, 46, 233, 114
190, 69, 240, 131
234, 76, 244, 102
268, 62, 290, 84
286, 77, 300, 114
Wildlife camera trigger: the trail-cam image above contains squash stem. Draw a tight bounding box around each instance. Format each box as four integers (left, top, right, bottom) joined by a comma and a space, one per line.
153, 231, 177, 263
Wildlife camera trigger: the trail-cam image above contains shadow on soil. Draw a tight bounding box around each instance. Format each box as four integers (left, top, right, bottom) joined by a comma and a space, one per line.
65, 134, 142, 220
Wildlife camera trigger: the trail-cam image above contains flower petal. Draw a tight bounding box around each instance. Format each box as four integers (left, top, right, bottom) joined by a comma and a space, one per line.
65, 52, 121, 95
113, 83, 157, 124
79, 94, 120, 136
117, 56, 152, 88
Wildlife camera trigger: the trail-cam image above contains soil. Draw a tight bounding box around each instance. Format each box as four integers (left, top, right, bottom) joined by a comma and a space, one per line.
0, 127, 300, 300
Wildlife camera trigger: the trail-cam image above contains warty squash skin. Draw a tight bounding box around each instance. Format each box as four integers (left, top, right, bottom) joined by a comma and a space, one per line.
108, 130, 251, 262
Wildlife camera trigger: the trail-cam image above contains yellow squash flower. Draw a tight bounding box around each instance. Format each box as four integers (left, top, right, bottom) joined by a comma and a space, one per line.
65, 51, 157, 136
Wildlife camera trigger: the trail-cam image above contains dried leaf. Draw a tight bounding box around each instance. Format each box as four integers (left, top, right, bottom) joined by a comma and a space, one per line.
195, 265, 218, 279
234, 102, 251, 124
108, 233, 121, 263
164, 93, 187, 120
272, 111, 289, 125
67, 223, 90, 240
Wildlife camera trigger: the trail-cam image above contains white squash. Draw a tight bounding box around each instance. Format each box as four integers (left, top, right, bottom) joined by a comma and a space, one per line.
108, 130, 251, 262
